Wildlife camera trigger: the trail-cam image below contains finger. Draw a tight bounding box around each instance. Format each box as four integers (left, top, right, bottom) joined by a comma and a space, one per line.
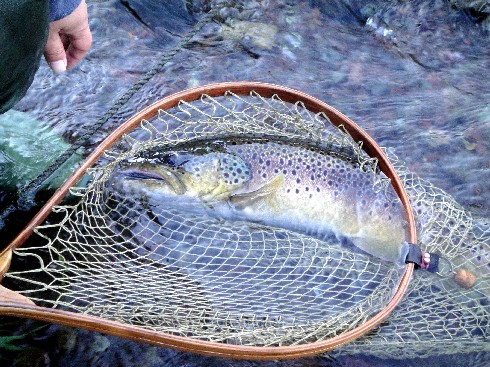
61, 33, 70, 50
65, 25, 92, 70
44, 30, 67, 73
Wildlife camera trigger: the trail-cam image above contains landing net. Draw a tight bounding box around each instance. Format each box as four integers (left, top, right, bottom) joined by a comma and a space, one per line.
4, 90, 405, 347
2, 88, 488, 358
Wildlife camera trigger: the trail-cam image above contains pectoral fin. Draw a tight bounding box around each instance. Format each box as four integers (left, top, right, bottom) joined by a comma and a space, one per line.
201, 182, 235, 203
230, 174, 284, 209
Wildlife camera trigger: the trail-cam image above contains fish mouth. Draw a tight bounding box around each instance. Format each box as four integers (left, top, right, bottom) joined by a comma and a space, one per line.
118, 165, 186, 195
120, 169, 165, 181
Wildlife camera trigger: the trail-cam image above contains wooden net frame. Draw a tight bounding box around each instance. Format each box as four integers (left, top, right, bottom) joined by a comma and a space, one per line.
0, 82, 416, 360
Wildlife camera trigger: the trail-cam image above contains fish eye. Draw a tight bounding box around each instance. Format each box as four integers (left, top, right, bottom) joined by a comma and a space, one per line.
156, 153, 178, 166
153, 152, 191, 167
127, 151, 190, 168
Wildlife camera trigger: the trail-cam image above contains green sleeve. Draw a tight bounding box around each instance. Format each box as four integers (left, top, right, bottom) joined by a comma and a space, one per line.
0, 0, 49, 114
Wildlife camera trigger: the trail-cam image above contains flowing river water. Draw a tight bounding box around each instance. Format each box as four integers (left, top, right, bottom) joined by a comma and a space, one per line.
0, 0, 489, 366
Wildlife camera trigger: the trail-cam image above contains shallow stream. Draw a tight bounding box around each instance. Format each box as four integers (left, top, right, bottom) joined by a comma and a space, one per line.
0, 0, 489, 366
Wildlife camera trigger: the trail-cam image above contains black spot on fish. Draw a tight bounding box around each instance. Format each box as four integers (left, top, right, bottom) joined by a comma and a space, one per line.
310, 174, 315, 180
292, 170, 297, 175
237, 168, 242, 174
266, 160, 271, 166
262, 173, 267, 178
234, 178, 239, 184
296, 178, 301, 184
295, 189, 299, 194
316, 187, 320, 192
283, 169, 288, 174
305, 187, 309, 191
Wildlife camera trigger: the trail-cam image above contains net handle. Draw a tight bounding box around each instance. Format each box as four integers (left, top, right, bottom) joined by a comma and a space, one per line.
0, 82, 416, 359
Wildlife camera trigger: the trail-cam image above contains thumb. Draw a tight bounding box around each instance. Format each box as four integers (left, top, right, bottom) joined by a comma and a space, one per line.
44, 31, 68, 74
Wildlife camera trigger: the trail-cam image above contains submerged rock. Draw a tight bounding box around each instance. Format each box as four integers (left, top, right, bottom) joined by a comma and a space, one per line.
222, 21, 279, 49
0, 110, 82, 191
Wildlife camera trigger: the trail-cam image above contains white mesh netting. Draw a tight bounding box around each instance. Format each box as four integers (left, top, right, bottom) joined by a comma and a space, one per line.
334, 151, 490, 358
3, 91, 489, 357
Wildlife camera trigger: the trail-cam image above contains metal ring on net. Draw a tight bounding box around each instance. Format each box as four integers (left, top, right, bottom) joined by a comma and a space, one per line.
0, 82, 418, 360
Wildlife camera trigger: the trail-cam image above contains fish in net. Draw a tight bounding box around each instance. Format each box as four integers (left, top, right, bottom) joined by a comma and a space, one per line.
0, 83, 487, 359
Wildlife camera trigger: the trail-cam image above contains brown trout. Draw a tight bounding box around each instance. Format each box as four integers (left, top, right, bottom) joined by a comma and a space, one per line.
116, 141, 407, 263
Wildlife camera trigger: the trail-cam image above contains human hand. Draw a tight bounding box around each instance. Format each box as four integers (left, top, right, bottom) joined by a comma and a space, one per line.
44, 0, 92, 73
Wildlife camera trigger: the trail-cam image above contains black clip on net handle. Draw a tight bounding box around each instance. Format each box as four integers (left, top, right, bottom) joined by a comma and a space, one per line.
405, 243, 439, 273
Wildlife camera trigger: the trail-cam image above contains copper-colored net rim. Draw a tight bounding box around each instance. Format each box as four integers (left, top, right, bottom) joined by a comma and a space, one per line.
0, 82, 415, 360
